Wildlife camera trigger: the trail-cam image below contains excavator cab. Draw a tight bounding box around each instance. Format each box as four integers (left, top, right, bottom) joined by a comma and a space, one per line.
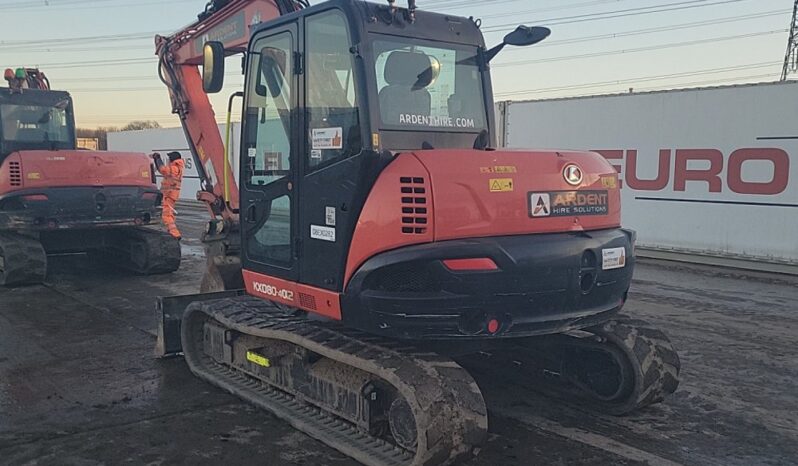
201, 0, 545, 307
0, 89, 76, 160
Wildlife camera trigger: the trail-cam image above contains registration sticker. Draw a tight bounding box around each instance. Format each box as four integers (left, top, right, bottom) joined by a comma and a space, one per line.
602, 247, 626, 270
310, 224, 336, 242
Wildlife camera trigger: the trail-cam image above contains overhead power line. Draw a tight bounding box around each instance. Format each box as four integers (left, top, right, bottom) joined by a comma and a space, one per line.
495, 61, 781, 98
482, 0, 751, 33
492, 29, 788, 68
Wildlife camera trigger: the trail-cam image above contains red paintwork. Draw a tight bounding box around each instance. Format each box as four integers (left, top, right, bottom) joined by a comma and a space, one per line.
343, 149, 621, 289
344, 154, 434, 287
442, 258, 499, 271
413, 149, 621, 241
0, 150, 154, 194
243, 269, 342, 320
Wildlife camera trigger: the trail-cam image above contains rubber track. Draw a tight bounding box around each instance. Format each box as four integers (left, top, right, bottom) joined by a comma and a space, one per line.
472, 315, 681, 415
0, 232, 46, 286
94, 228, 181, 275
182, 296, 488, 466
128, 228, 181, 274
585, 315, 681, 414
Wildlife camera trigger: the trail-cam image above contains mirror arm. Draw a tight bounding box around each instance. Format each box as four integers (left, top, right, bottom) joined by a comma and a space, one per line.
485, 43, 507, 63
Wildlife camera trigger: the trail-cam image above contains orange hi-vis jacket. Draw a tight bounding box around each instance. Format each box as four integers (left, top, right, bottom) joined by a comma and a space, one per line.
158, 159, 185, 198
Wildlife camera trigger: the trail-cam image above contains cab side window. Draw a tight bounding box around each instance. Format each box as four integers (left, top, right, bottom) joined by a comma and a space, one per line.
305, 10, 361, 170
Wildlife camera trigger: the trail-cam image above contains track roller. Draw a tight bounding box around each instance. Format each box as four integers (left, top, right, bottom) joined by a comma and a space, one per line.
181, 296, 488, 466
0, 232, 47, 286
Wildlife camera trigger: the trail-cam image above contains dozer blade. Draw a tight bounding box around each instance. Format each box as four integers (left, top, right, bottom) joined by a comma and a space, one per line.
154, 290, 245, 358
180, 296, 488, 466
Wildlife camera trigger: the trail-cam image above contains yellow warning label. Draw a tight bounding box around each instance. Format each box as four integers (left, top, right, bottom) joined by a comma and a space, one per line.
489, 178, 514, 192
141, 170, 150, 178
27, 172, 41, 180
601, 175, 618, 189
246, 351, 270, 367
372, 132, 380, 148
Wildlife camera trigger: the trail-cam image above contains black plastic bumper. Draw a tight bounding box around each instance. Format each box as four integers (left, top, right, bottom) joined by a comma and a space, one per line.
342, 228, 635, 340
0, 186, 162, 231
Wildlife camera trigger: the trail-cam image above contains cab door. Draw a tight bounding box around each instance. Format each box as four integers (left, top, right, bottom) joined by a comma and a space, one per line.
240, 23, 301, 282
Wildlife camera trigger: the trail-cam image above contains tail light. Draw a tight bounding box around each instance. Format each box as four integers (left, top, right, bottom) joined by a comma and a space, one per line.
442, 258, 499, 271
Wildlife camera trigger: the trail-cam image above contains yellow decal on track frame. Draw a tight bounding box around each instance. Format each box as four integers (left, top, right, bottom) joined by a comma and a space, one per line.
246, 351, 271, 367
489, 178, 514, 192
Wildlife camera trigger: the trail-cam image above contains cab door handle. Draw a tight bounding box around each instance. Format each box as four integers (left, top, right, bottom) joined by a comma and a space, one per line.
246, 204, 257, 223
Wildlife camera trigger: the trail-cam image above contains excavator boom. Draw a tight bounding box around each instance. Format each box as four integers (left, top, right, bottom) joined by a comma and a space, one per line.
155, 0, 304, 219
155, 0, 306, 291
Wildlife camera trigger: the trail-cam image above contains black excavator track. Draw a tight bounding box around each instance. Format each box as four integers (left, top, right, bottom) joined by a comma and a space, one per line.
181, 296, 488, 466
167, 297, 679, 465
456, 315, 681, 415
91, 227, 181, 275
0, 232, 46, 286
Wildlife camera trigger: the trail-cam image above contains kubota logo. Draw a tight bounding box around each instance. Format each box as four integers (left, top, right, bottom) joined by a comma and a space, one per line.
563, 164, 583, 186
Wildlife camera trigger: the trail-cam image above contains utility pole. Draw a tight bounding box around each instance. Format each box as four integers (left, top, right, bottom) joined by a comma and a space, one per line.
781, 0, 798, 81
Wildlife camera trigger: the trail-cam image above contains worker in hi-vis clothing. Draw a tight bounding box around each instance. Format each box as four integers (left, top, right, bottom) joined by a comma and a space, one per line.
151, 151, 185, 240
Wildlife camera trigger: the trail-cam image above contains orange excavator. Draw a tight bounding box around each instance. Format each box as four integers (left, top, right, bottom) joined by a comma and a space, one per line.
0, 67, 180, 285
155, 1, 680, 464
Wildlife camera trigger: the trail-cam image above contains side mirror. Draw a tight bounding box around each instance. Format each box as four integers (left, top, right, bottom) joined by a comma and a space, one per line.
504, 25, 551, 47
203, 41, 225, 93
485, 25, 551, 63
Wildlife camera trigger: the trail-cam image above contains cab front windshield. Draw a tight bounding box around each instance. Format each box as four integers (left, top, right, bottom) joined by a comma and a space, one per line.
0, 98, 72, 145
372, 37, 487, 132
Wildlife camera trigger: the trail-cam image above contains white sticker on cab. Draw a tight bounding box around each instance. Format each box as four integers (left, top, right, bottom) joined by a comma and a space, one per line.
311, 128, 343, 150
310, 225, 336, 242
325, 206, 336, 226
602, 247, 626, 270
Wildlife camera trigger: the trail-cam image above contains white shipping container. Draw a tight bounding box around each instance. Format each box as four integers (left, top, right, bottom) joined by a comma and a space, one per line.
500, 81, 798, 265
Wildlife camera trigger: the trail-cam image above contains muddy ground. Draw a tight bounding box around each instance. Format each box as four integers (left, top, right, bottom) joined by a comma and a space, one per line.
1, 205, 796, 466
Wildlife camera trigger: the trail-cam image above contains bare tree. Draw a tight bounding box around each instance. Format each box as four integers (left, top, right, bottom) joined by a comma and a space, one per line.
120, 120, 161, 131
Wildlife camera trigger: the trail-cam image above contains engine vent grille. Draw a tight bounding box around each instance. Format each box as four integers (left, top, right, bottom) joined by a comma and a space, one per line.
399, 177, 428, 234
8, 162, 21, 186
298, 292, 317, 311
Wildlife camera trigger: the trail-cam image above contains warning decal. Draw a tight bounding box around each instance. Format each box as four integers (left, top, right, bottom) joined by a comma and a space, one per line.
312, 128, 343, 150
489, 178, 514, 192
529, 190, 609, 218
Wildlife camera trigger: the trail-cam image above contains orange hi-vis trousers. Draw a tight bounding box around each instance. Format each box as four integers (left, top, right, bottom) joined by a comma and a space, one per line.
158, 159, 185, 239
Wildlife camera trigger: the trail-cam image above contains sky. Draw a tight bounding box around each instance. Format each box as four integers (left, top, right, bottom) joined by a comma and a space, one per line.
0, 0, 794, 129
